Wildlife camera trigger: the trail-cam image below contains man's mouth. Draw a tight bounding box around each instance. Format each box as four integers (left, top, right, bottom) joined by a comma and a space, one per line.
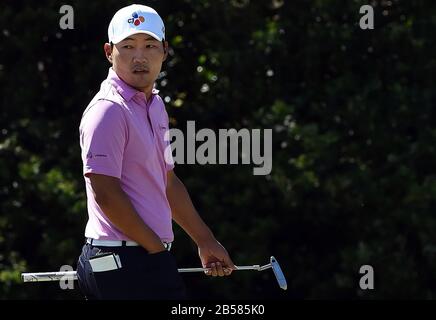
133, 67, 149, 74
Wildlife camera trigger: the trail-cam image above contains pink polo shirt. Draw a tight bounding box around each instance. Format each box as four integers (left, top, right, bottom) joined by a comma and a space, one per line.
79, 68, 174, 242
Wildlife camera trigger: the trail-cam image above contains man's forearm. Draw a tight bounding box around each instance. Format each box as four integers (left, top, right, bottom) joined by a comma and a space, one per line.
91, 175, 165, 253
166, 174, 215, 245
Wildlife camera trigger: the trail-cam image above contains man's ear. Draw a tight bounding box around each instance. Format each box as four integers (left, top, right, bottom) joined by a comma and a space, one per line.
104, 43, 113, 64
162, 41, 169, 62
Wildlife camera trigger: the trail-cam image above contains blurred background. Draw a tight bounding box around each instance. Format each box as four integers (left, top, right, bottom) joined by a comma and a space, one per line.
1, 0, 436, 299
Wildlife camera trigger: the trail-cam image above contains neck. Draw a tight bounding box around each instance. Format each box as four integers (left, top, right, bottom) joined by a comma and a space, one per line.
131, 81, 153, 101
142, 88, 153, 101
132, 84, 153, 101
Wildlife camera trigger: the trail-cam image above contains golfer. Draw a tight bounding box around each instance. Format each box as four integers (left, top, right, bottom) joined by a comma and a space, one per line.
76, 4, 235, 300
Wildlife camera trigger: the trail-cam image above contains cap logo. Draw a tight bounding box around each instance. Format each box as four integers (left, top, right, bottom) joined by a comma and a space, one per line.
127, 12, 145, 26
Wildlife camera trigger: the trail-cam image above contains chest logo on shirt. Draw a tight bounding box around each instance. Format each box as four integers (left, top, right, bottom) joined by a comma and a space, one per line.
86, 151, 107, 159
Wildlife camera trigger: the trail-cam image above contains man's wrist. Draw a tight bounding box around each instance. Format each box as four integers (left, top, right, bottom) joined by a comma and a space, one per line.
144, 242, 166, 253
148, 247, 166, 254
193, 229, 216, 247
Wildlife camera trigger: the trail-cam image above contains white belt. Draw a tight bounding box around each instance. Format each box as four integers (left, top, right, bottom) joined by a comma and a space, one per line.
86, 238, 172, 250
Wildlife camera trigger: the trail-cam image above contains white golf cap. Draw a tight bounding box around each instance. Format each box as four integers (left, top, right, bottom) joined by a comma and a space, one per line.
108, 4, 165, 44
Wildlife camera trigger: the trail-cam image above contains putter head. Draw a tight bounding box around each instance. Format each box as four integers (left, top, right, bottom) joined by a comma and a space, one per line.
270, 256, 287, 290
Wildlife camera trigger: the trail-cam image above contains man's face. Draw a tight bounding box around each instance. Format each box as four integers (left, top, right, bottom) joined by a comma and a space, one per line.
104, 33, 168, 92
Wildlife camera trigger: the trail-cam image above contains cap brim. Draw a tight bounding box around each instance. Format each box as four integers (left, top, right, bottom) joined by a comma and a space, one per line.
111, 30, 163, 44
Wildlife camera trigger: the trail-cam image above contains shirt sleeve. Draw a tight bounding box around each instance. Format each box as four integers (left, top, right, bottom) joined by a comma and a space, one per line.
79, 100, 127, 179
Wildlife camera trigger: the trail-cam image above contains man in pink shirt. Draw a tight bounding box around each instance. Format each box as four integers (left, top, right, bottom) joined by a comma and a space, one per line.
76, 4, 235, 300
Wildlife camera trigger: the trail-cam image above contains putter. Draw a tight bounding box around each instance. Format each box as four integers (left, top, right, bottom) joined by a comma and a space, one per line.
21, 256, 287, 290
177, 256, 287, 290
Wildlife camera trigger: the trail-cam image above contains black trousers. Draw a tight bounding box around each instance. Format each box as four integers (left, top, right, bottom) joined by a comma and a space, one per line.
76, 242, 187, 300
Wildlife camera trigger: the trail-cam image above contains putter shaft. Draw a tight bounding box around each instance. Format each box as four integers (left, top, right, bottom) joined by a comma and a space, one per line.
21, 257, 285, 291
179, 265, 263, 273
22, 264, 267, 281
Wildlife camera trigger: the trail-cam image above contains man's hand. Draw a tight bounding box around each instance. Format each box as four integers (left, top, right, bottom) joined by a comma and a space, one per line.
198, 239, 236, 277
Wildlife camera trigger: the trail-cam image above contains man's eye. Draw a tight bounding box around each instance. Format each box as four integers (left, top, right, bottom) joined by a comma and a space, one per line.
146, 44, 156, 48
123, 45, 133, 49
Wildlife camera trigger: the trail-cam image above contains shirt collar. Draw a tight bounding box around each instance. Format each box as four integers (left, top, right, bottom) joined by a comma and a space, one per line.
106, 68, 159, 102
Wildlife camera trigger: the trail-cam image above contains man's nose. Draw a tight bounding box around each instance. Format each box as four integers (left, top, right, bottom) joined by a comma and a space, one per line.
133, 56, 148, 64
132, 50, 148, 64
